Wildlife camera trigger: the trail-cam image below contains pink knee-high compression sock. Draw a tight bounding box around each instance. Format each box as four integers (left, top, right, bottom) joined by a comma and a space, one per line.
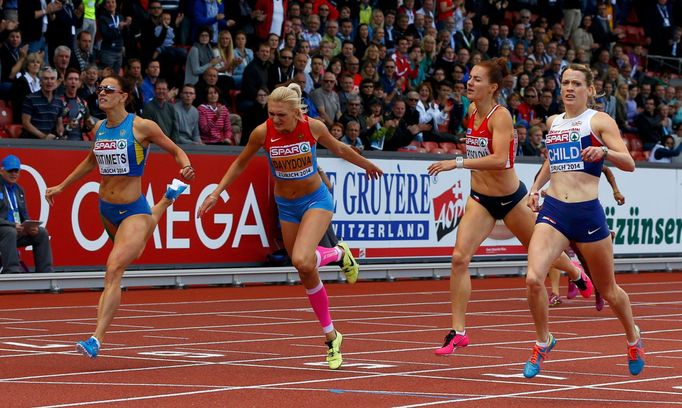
306, 282, 334, 334
315, 246, 342, 268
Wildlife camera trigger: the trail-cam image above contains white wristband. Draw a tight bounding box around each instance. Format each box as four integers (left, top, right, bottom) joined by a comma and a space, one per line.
456, 156, 464, 169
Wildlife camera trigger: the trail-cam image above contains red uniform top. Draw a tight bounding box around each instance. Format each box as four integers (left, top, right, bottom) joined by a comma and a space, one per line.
263, 116, 319, 181
465, 104, 517, 169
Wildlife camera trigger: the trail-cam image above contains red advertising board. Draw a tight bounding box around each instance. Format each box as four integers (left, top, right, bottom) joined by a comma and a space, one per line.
0, 146, 280, 269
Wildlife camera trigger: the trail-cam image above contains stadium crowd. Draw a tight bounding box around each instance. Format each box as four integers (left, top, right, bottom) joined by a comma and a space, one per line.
0, 0, 681, 163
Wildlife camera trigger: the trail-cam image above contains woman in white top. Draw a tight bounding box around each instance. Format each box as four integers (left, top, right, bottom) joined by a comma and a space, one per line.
525, 64, 643, 378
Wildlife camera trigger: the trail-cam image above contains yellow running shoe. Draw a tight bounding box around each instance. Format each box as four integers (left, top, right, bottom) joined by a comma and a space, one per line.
326, 331, 343, 369
337, 242, 359, 284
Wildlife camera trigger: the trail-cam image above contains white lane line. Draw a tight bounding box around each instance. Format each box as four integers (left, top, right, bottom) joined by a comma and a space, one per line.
197, 329, 295, 336
3, 327, 48, 332
117, 309, 177, 314
355, 322, 439, 328
142, 335, 188, 340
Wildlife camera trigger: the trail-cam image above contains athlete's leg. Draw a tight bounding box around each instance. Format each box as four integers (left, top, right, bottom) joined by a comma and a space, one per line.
94, 214, 156, 342
448, 199, 497, 331
504, 203, 586, 283
573, 238, 638, 341
525, 223, 570, 343
282, 209, 335, 340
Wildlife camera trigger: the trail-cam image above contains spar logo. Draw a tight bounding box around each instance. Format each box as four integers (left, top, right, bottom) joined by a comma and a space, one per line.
569, 132, 580, 142
432, 180, 465, 241
94, 140, 127, 150
270, 142, 311, 157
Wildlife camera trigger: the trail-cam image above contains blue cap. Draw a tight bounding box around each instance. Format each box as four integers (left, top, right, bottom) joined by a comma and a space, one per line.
2, 155, 21, 171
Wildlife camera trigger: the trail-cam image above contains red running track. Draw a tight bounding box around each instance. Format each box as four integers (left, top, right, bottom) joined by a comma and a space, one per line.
0, 272, 681, 407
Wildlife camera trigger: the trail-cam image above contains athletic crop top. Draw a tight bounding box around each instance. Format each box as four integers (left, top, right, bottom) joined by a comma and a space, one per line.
465, 104, 517, 169
93, 113, 148, 176
263, 116, 318, 180
545, 109, 603, 177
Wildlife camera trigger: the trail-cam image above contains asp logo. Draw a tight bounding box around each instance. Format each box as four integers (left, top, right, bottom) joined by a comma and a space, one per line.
432, 182, 465, 241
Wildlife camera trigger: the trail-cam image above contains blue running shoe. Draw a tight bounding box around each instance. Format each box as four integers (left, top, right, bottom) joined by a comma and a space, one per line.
628, 326, 645, 375
165, 178, 188, 201
76, 336, 100, 359
523, 334, 556, 378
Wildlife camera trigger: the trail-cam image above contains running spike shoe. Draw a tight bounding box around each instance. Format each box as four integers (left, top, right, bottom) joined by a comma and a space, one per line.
76, 336, 100, 359
435, 330, 469, 355
326, 331, 343, 369
523, 334, 556, 378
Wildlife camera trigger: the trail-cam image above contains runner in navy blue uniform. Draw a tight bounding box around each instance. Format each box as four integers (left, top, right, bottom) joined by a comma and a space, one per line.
524, 64, 644, 378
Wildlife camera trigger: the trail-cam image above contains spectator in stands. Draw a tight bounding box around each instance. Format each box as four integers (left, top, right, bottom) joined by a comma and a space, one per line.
311, 72, 342, 128
514, 124, 528, 156
185, 27, 220, 86
123, 59, 145, 116
646, 0, 674, 56
195, 67, 227, 107
659, 103, 674, 137
70, 31, 97, 73
571, 15, 596, 63
649, 134, 682, 163
672, 125, 682, 164
141, 60, 161, 106
60, 68, 93, 141
45, 0, 77, 65
240, 87, 269, 146
0, 154, 54, 273
21, 67, 63, 140
341, 121, 364, 152
143, 79, 180, 143
225, 0, 257, 39
268, 48, 296, 91
18, 0, 60, 58
302, 14, 323, 52
0, 29, 25, 97
193, 0, 227, 44
215, 30, 237, 90
10, 52, 42, 124
340, 94, 363, 128
337, 74, 356, 114
239, 42, 270, 113
232, 31, 253, 88
524, 125, 545, 157
253, 0, 286, 41
52, 46, 72, 88
322, 20, 342, 56
198, 85, 234, 145
79, 64, 104, 120
635, 97, 663, 151
152, 10, 188, 84
174, 84, 201, 145
98, 0, 130, 73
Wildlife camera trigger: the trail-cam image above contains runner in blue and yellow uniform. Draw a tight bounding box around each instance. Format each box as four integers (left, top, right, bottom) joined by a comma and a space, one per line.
197, 83, 382, 369
45, 75, 195, 359
525, 64, 644, 378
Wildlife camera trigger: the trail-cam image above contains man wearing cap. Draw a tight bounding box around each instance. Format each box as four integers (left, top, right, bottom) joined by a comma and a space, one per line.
0, 155, 54, 273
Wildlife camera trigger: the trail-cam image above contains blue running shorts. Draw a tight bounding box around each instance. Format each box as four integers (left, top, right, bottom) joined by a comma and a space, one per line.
99, 194, 152, 227
275, 184, 334, 224
536, 195, 610, 243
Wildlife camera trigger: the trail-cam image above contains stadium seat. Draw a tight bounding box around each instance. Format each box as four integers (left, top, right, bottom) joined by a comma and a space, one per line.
228, 90, 241, 115
439, 142, 457, 151
5, 124, 22, 138
422, 141, 439, 152
430, 147, 446, 154
642, 151, 650, 161
0, 106, 12, 128
629, 137, 643, 152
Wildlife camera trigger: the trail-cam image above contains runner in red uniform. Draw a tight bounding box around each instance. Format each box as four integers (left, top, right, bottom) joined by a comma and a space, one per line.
197, 83, 382, 369
427, 58, 593, 356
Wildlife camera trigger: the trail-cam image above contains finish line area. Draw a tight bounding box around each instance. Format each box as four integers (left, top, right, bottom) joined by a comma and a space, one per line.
1, 271, 681, 407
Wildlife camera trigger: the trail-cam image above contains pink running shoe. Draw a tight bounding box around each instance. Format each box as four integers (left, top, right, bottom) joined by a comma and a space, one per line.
595, 290, 604, 311
548, 293, 562, 307
435, 330, 469, 355
570, 262, 593, 298
566, 280, 578, 299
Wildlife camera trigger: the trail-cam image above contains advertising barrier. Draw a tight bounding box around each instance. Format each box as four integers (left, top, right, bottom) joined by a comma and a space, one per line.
1, 145, 680, 270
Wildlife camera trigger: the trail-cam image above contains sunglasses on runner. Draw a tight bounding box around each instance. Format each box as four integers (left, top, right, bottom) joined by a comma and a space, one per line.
97, 85, 124, 94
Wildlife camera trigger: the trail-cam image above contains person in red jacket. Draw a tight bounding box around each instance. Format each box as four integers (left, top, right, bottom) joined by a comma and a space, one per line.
254, 0, 288, 41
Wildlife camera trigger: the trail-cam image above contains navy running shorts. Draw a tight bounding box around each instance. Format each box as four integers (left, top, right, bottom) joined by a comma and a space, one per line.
536, 195, 610, 243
